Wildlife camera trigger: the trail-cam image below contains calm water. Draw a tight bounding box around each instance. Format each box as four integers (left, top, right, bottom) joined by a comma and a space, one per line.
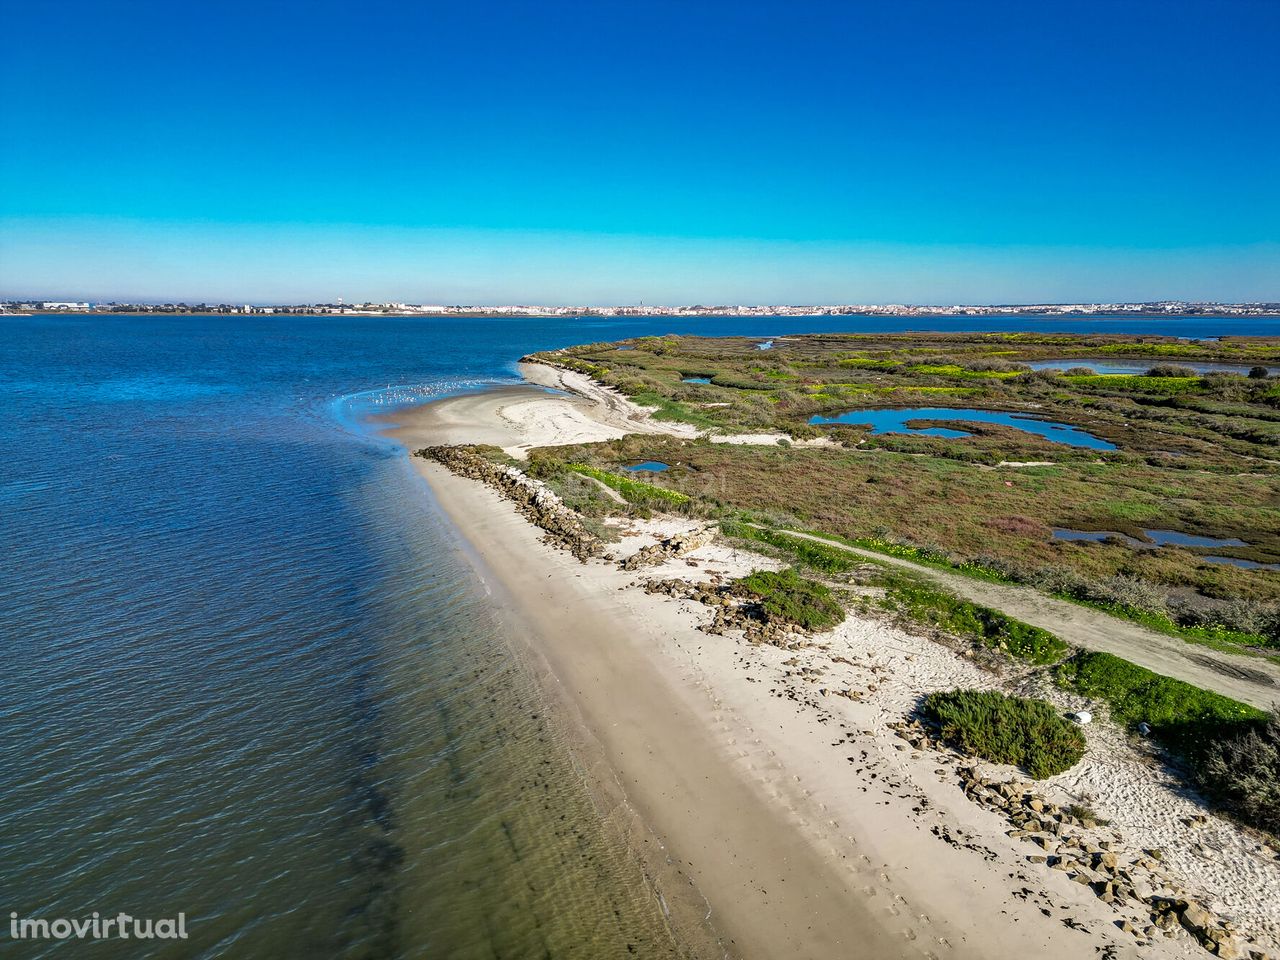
808, 406, 1116, 449
3, 312, 1276, 958
1027, 359, 1278, 376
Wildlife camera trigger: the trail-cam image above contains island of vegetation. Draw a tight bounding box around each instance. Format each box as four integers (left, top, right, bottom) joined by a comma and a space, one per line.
405, 331, 1280, 958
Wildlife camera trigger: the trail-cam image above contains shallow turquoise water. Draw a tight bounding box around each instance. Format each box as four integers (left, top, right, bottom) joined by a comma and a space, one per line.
2, 312, 1274, 957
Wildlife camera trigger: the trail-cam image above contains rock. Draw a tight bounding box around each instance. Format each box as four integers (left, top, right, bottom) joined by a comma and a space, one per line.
421, 447, 606, 561
1179, 900, 1215, 939
620, 525, 715, 571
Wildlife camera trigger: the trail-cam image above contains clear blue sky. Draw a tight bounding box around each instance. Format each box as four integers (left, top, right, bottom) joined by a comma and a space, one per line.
2, 0, 1277, 304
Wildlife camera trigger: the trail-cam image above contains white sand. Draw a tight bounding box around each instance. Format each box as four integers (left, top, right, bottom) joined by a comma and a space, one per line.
380, 376, 1280, 959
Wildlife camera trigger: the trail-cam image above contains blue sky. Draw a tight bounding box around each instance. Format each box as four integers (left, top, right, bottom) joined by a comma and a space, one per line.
2, 0, 1277, 304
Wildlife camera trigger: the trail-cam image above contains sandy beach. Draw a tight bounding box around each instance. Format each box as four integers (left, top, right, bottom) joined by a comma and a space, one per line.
378, 370, 1280, 960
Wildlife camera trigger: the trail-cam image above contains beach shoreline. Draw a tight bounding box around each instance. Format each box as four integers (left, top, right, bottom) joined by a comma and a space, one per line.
376, 376, 1273, 960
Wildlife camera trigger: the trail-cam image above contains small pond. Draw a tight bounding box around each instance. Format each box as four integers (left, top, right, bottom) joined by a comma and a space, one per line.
1052, 527, 1248, 549
682, 376, 712, 384
1052, 528, 1274, 570
808, 407, 1116, 449
1028, 359, 1276, 376
757, 339, 775, 350
623, 461, 670, 472
1204, 556, 1280, 571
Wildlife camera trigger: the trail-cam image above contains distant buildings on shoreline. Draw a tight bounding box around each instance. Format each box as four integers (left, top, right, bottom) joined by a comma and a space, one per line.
3, 299, 1278, 317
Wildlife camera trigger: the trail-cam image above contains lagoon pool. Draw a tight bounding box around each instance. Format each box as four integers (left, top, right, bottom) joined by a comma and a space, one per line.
1028, 359, 1276, 376
1053, 527, 1249, 549
809, 407, 1116, 449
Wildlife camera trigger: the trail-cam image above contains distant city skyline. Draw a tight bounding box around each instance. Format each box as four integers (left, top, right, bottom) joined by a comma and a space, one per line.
2, 0, 1278, 303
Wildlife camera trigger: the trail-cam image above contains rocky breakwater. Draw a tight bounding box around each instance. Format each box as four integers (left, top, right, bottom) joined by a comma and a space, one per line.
642, 577, 813, 648
418, 446, 606, 562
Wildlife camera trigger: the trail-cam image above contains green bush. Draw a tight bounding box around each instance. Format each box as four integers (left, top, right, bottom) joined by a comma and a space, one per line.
1196, 711, 1280, 833
735, 568, 846, 631
924, 689, 1086, 778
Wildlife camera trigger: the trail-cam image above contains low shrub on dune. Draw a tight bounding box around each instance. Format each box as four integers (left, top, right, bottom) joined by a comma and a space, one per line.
924, 689, 1086, 778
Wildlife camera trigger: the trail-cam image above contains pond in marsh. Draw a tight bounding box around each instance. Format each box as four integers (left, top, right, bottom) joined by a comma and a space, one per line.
1052, 528, 1276, 569
623, 461, 671, 472
1205, 556, 1280, 571
1028, 359, 1277, 376
808, 407, 1116, 449
681, 377, 712, 384
1052, 528, 1248, 548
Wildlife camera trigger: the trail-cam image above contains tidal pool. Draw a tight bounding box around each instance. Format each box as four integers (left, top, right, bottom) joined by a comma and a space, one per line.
1052, 528, 1250, 549
1204, 556, 1280, 571
809, 407, 1116, 449
1028, 359, 1276, 376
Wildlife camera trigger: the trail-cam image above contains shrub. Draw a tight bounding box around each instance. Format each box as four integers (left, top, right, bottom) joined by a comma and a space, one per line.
1249, 366, 1270, 380
924, 689, 1086, 778
1147, 364, 1197, 378
1064, 366, 1097, 376
1196, 711, 1280, 833
735, 568, 846, 631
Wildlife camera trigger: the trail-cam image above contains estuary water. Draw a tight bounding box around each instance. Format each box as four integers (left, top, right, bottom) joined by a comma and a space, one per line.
2, 312, 1277, 959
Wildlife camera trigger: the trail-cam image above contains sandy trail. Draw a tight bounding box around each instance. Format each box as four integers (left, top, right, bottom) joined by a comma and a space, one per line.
774, 529, 1280, 710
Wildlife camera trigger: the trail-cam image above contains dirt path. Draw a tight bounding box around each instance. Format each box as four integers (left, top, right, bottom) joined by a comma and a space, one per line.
777, 529, 1280, 710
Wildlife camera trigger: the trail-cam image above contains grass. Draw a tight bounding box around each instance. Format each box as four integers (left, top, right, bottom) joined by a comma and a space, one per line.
566, 464, 690, 507
924, 689, 1086, 778
720, 520, 1068, 662
878, 574, 1070, 664
735, 568, 846, 631
1054, 651, 1264, 747
528, 331, 1280, 651
719, 520, 862, 573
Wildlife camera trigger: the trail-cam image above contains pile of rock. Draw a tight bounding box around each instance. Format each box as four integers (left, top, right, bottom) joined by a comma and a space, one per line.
619, 526, 715, 571
944, 758, 1264, 959
419, 446, 606, 561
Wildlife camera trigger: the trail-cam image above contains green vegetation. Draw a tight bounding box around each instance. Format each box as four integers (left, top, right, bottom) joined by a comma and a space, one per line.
538, 421, 1279, 646
878, 575, 1069, 664
719, 520, 861, 573
565, 464, 690, 507
1197, 711, 1280, 834
1054, 651, 1280, 833
924, 689, 1086, 778
719, 520, 1067, 662
1054, 651, 1264, 744
734, 568, 846, 631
